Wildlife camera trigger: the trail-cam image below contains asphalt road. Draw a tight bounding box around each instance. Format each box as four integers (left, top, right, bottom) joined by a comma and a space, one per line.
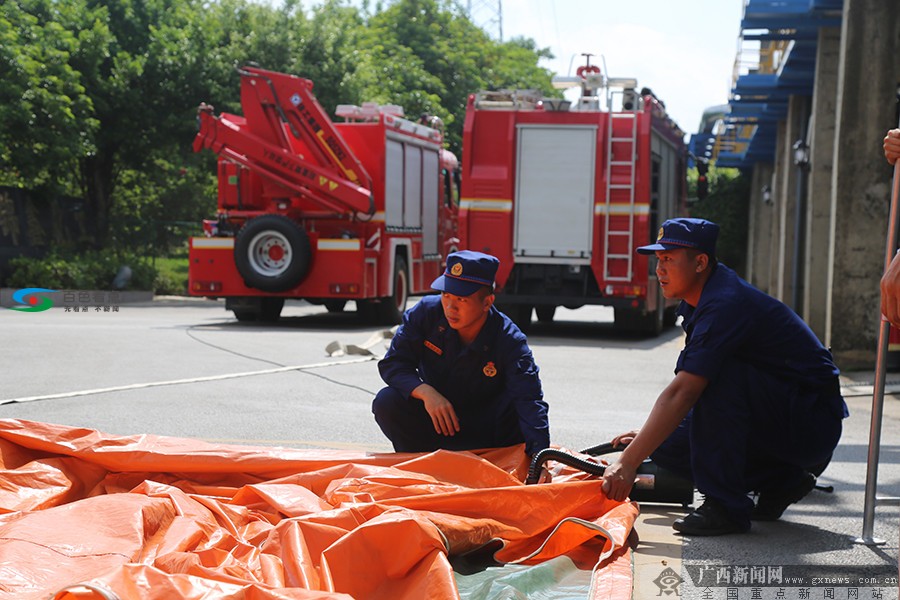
1, 295, 898, 598
0, 296, 680, 452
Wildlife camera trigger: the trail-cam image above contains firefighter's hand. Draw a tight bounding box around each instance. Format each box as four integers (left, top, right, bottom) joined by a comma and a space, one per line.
610, 429, 640, 448
413, 384, 460, 436
601, 459, 637, 502
882, 252, 900, 327
884, 129, 900, 165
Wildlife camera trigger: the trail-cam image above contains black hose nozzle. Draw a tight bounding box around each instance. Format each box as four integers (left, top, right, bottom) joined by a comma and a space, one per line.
526, 448, 606, 484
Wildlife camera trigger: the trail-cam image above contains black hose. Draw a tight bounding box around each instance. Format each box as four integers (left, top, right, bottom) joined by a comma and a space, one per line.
580, 441, 620, 456
526, 448, 606, 484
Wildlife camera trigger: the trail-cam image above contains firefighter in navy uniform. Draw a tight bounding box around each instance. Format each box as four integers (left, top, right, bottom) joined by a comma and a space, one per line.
372, 250, 550, 464
602, 218, 848, 536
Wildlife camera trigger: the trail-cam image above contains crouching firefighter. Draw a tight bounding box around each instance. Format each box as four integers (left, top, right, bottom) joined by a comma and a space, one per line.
602, 218, 848, 535
372, 251, 551, 480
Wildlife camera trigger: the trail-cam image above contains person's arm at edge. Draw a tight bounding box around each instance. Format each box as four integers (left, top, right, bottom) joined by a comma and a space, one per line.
601, 370, 708, 501
881, 253, 900, 327
884, 128, 900, 164
881, 129, 900, 325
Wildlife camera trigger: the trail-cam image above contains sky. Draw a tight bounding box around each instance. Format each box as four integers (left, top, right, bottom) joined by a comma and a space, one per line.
475, 0, 746, 134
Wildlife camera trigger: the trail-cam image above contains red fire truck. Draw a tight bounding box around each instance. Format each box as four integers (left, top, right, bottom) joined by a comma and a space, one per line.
459, 57, 688, 334
188, 67, 460, 323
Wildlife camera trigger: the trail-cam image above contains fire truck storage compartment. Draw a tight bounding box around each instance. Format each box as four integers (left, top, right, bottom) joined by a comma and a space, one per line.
514, 125, 596, 262
384, 136, 441, 256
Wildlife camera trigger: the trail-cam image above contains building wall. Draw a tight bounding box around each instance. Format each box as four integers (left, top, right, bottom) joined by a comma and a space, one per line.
828, 0, 900, 366
745, 0, 900, 368
804, 27, 842, 342
746, 163, 775, 291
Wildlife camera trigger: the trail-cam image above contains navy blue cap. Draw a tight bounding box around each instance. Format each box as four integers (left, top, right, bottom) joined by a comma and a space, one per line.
431, 250, 498, 297
637, 218, 719, 256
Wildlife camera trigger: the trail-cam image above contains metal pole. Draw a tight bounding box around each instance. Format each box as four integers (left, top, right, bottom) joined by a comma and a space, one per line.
855, 112, 900, 545
792, 101, 809, 312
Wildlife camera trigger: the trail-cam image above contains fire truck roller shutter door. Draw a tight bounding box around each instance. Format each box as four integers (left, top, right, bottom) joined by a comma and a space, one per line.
234, 214, 312, 292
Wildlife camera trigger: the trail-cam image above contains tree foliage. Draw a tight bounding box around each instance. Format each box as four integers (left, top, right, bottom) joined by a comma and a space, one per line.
1, 0, 556, 252
688, 165, 751, 276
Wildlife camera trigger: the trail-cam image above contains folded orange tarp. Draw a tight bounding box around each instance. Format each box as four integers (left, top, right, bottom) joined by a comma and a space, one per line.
0, 419, 637, 600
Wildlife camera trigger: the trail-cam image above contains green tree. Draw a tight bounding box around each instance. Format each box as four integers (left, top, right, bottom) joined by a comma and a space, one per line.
0, 0, 105, 189
354, 0, 555, 154
688, 164, 751, 276
1, 0, 555, 255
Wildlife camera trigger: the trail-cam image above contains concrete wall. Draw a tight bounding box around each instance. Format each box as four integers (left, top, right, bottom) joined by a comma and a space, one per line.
776, 95, 810, 308
828, 0, 900, 367
804, 27, 841, 342
744, 0, 900, 368
746, 163, 775, 291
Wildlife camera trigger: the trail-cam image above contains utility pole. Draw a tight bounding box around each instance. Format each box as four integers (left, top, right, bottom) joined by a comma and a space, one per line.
467, 0, 503, 42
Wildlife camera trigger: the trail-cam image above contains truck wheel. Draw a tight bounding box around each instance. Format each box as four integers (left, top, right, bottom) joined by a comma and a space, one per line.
614, 305, 663, 336
501, 304, 532, 334
232, 310, 258, 322
376, 257, 409, 325
228, 297, 284, 322
324, 300, 347, 313
259, 297, 284, 321
535, 305, 556, 323
664, 306, 678, 327
235, 215, 311, 293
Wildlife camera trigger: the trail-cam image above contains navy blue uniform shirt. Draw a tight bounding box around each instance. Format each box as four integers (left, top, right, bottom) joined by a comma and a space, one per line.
677, 263, 848, 415
378, 295, 550, 455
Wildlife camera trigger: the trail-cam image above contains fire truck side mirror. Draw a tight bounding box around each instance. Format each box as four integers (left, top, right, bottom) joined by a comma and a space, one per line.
696, 161, 709, 201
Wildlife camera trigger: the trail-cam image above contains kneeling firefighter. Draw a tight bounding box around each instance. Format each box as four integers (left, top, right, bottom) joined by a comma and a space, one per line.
599, 218, 847, 536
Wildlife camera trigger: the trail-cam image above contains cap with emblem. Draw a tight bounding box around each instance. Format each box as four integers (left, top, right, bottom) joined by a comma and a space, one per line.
636, 217, 719, 257
431, 250, 499, 297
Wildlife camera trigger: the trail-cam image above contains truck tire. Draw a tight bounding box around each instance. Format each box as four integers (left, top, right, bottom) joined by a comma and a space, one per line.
235, 215, 311, 293
614, 304, 664, 336
229, 297, 284, 322
324, 300, 347, 313
535, 305, 556, 323
376, 257, 409, 325
500, 304, 532, 334
259, 297, 285, 321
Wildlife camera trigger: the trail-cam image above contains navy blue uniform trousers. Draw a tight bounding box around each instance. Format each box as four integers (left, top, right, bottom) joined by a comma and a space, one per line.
650, 358, 844, 522
373, 386, 526, 452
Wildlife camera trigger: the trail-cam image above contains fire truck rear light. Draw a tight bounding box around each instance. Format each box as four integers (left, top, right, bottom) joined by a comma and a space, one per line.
330, 283, 359, 294
193, 281, 222, 293
605, 284, 644, 297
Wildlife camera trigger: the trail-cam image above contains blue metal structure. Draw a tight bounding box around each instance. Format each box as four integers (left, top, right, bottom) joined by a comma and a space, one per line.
689, 0, 843, 169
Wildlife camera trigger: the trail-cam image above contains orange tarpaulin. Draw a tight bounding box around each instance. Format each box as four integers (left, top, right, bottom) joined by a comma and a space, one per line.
0, 419, 637, 600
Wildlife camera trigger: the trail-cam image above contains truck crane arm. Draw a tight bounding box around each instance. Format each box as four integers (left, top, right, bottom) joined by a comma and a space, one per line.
193, 67, 375, 216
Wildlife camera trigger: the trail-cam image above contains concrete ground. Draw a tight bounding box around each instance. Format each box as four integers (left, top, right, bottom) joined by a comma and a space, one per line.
0, 295, 897, 598
633, 373, 900, 599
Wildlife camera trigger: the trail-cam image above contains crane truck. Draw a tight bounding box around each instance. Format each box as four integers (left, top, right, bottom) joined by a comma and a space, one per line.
188, 66, 460, 323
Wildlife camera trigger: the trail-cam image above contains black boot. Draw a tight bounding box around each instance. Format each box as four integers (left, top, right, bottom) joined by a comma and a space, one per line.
673, 497, 751, 536
751, 471, 817, 521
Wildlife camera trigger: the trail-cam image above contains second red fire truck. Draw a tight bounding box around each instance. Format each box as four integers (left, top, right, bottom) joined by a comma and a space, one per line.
458, 57, 689, 334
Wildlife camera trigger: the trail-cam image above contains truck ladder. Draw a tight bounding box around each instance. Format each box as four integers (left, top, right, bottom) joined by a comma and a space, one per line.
603, 101, 638, 282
